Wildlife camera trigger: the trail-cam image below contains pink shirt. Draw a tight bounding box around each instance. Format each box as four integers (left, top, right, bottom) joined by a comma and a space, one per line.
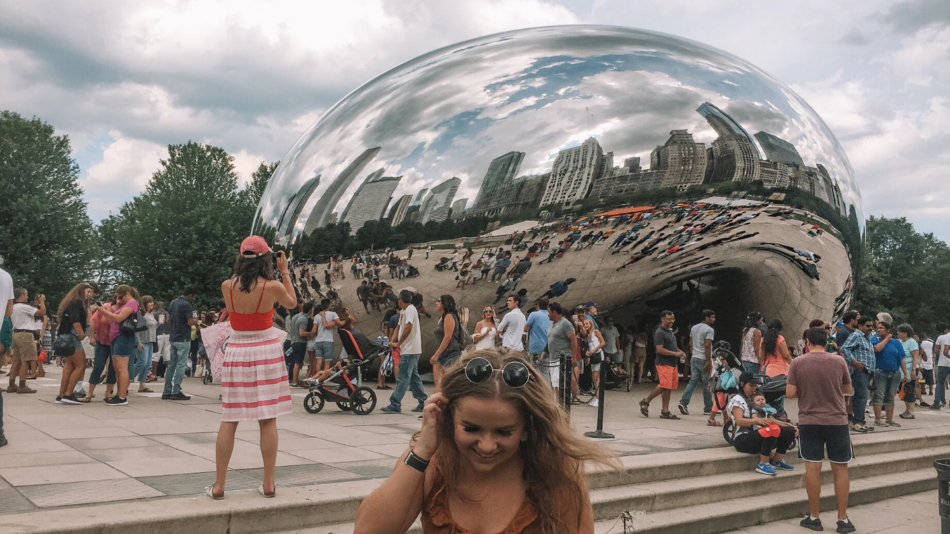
109, 299, 139, 343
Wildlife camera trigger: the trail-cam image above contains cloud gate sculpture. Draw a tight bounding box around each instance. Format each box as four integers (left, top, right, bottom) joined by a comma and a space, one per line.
255, 25, 863, 349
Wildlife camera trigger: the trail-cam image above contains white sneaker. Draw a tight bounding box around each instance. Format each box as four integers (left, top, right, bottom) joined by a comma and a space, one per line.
589, 398, 599, 407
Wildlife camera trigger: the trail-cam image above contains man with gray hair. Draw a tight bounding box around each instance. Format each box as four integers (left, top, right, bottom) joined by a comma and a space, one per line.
381, 290, 428, 414
9, 288, 43, 394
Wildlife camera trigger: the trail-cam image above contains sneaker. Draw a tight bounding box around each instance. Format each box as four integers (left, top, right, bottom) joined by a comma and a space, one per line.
703, 409, 712, 416
55, 396, 63, 404
769, 459, 794, 471
918, 401, 930, 408
677, 403, 689, 415
161, 393, 171, 400
850, 422, 869, 433
885, 420, 901, 427
755, 462, 776, 476
929, 403, 941, 410
170, 392, 191, 401
589, 398, 599, 407
800, 516, 823, 531
105, 396, 128, 406
380, 406, 400, 414
5, 385, 16, 393
873, 418, 884, 426
60, 395, 82, 405
411, 404, 426, 413
0, 435, 7, 447
836, 519, 855, 533
75, 389, 87, 398
16, 385, 36, 394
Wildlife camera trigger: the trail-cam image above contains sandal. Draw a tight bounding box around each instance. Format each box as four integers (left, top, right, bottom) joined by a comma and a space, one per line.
81, 397, 92, 403
138, 387, 154, 393
639, 399, 650, 417
571, 398, 582, 405
659, 411, 681, 420
205, 484, 224, 500
707, 419, 722, 427
258, 484, 276, 498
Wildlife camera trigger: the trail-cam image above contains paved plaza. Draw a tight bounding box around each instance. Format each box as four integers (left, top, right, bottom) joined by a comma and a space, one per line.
2, 364, 949, 526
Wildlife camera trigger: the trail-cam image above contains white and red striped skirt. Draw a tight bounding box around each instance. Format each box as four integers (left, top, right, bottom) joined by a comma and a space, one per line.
221, 328, 293, 422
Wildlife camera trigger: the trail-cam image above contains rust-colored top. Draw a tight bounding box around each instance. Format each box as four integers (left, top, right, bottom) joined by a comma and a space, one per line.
421, 468, 542, 534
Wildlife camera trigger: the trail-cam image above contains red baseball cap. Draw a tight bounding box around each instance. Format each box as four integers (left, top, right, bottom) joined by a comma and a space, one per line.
240, 235, 273, 258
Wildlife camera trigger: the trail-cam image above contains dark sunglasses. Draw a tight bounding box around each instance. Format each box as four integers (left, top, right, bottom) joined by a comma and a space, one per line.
465, 357, 530, 389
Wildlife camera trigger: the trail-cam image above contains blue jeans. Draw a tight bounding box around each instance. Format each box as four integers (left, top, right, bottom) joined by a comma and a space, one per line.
742, 361, 761, 375
934, 366, 950, 407
312, 342, 334, 362
90, 342, 116, 385
679, 358, 712, 412
164, 341, 191, 395
133, 343, 153, 383
387, 353, 427, 412
850, 368, 871, 424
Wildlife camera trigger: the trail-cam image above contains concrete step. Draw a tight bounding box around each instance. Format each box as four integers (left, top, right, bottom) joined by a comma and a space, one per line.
592, 467, 937, 534
4, 428, 945, 534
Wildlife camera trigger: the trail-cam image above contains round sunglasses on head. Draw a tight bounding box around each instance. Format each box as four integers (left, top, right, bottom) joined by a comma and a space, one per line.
465, 357, 530, 388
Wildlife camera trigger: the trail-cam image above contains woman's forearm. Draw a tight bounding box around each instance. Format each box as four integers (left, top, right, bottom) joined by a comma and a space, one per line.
354, 452, 424, 534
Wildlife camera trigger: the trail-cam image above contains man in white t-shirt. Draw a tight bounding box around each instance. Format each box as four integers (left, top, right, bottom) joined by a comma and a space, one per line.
381, 290, 428, 414
919, 335, 934, 402
497, 295, 527, 351
678, 309, 715, 416
931, 324, 950, 409
9, 288, 43, 394
0, 266, 14, 447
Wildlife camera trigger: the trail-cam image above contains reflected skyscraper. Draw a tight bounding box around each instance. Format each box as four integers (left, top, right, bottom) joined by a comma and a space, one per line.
755, 131, 805, 169
450, 198, 468, 219
276, 174, 321, 243
302, 147, 380, 234
339, 170, 402, 234
411, 188, 429, 207
540, 137, 603, 207
472, 152, 524, 213
651, 130, 707, 189
419, 177, 461, 223
388, 194, 413, 227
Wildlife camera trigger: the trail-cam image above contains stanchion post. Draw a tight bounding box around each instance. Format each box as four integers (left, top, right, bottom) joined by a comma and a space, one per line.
559, 353, 571, 417
585, 362, 614, 439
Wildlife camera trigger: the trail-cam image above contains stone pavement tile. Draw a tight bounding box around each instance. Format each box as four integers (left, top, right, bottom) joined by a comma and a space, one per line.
329, 458, 396, 479
346, 424, 414, 435
315, 429, 414, 448
0, 450, 95, 469
149, 432, 219, 447
235, 463, 361, 487
288, 447, 388, 464
19, 478, 164, 508
0, 431, 74, 455
62, 436, 158, 451
22, 413, 104, 431
362, 443, 411, 458
0, 488, 36, 514
611, 427, 697, 440
39, 427, 138, 440
139, 471, 260, 497
278, 437, 346, 451
168, 442, 315, 470
82, 445, 196, 463
108, 417, 212, 435
104, 455, 217, 478
235, 429, 311, 444
0, 463, 128, 486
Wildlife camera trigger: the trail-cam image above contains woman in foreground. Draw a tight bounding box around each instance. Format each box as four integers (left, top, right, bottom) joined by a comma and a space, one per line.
354, 348, 613, 534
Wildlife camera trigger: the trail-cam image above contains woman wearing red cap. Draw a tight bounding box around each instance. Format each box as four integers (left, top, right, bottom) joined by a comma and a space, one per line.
207, 236, 297, 500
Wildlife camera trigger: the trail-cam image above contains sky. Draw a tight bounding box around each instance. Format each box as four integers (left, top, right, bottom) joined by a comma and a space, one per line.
1, 0, 948, 239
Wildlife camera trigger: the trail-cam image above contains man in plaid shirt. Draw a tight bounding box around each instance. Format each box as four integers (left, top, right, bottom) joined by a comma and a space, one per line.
840, 316, 875, 432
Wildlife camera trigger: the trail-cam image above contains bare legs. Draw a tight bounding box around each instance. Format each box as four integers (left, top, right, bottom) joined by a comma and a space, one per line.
432, 363, 443, 393
213, 418, 278, 496
112, 356, 129, 398
805, 461, 850, 521
644, 386, 672, 413
58, 351, 85, 397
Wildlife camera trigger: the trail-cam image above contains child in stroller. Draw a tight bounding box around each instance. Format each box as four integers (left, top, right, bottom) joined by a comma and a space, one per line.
405, 264, 420, 278
302, 326, 385, 415
434, 257, 451, 271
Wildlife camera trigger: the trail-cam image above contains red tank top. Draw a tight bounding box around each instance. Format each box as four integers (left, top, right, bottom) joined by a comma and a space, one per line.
228, 279, 274, 331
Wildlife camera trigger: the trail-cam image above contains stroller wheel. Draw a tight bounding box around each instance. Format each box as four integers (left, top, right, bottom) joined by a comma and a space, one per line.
202, 371, 212, 385
336, 385, 352, 412
350, 386, 377, 415
303, 392, 325, 414
722, 419, 736, 445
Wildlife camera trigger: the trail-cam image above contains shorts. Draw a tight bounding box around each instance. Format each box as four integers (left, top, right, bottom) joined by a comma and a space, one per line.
590, 362, 601, 372
798, 424, 853, 464
58, 332, 84, 353
657, 364, 679, 390
437, 349, 461, 367
110, 334, 136, 357
922, 368, 934, 386
12, 332, 38, 363
312, 341, 334, 361
0, 317, 12, 352
900, 381, 916, 403
872, 369, 901, 406
290, 342, 307, 366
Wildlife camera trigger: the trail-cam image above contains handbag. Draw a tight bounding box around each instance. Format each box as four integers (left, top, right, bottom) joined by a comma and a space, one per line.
589, 350, 604, 365
53, 333, 75, 356
120, 311, 139, 335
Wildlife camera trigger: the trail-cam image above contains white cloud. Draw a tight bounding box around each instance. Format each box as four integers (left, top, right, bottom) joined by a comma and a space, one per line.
81, 131, 168, 219
887, 25, 950, 86
232, 150, 268, 187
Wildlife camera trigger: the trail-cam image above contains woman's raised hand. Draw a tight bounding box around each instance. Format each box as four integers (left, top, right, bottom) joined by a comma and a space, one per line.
415, 392, 447, 460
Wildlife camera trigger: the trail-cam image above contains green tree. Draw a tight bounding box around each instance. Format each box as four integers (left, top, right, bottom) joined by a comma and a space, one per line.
108, 142, 249, 308
0, 111, 95, 304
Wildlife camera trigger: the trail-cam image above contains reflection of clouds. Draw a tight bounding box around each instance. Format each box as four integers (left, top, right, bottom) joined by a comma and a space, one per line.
258, 25, 862, 237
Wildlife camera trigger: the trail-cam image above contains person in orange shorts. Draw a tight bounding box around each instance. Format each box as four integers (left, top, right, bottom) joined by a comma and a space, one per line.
639, 310, 686, 420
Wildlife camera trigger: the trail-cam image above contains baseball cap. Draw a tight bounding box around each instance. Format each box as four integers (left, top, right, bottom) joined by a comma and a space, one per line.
240, 236, 273, 258
585, 301, 597, 308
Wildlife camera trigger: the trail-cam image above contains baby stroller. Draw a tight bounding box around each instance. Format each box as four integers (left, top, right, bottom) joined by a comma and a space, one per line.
708, 341, 743, 445
405, 264, 420, 278
434, 257, 451, 271
603, 356, 630, 391
302, 328, 385, 415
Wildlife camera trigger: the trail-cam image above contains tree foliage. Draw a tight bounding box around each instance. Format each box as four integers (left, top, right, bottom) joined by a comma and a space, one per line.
0, 111, 95, 305
851, 216, 950, 336
106, 142, 276, 308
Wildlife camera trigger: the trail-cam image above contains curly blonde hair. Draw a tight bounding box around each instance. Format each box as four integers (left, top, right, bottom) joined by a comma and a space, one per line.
433, 348, 616, 533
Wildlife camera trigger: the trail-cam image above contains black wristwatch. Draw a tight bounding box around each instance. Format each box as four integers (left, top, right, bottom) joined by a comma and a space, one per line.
404, 450, 430, 472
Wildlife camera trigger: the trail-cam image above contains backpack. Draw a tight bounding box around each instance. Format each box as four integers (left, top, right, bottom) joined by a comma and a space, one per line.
452, 312, 472, 351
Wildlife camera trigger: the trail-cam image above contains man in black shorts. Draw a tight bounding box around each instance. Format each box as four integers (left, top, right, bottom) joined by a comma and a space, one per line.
787, 327, 855, 533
